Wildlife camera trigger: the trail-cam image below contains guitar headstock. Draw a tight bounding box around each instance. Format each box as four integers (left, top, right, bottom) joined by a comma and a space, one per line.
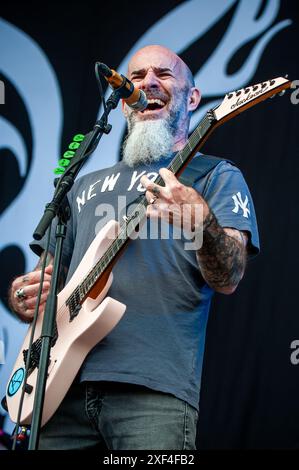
213, 77, 292, 122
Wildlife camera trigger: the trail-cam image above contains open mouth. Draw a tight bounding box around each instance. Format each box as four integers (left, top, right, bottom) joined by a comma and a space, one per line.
142, 98, 167, 113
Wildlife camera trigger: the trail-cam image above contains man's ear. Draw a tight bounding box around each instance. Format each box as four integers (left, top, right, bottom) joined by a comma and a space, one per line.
188, 87, 201, 112
121, 99, 128, 117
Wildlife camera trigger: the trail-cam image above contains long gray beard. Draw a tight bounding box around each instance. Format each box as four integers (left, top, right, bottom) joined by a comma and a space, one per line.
122, 119, 175, 167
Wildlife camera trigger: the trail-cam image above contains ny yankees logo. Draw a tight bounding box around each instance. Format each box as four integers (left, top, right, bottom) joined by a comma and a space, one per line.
232, 192, 250, 218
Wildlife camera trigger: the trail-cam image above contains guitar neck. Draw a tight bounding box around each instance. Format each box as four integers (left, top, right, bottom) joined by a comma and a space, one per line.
159, 111, 215, 180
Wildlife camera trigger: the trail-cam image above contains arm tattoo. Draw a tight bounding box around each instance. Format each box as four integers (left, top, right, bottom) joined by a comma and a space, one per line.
197, 211, 247, 291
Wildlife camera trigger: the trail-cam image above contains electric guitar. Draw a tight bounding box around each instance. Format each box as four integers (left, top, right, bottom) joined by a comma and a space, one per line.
6, 76, 291, 426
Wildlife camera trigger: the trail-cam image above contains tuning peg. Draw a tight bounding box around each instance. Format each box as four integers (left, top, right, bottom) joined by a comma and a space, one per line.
279, 90, 286, 96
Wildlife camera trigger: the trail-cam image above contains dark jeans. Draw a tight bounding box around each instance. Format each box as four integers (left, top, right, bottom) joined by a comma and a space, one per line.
38, 381, 198, 450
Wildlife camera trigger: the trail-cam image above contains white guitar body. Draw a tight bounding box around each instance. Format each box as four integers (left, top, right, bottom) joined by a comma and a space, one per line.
6, 220, 126, 426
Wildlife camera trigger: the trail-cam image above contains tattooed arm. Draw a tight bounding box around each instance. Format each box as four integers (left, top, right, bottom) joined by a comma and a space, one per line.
196, 210, 248, 294
140, 168, 249, 294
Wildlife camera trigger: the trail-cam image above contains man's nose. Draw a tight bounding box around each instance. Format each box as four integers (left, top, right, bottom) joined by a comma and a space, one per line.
140, 70, 160, 89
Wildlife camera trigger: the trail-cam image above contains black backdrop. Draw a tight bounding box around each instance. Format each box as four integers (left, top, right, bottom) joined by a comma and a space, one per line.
0, 0, 299, 449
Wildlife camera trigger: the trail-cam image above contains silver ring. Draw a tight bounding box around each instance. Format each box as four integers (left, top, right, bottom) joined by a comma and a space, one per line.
16, 288, 27, 300
149, 196, 157, 205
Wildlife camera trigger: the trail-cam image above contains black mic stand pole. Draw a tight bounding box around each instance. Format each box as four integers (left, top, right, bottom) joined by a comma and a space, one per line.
28, 90, 122, 450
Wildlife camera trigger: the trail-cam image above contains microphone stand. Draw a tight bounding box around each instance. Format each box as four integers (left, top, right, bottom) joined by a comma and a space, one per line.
28, 89, 122, 450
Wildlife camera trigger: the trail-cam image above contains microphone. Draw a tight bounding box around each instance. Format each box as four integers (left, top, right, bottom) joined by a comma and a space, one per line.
97, 62, 148, 111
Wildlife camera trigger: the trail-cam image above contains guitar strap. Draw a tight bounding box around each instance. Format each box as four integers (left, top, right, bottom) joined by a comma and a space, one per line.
178, 153, 235, 187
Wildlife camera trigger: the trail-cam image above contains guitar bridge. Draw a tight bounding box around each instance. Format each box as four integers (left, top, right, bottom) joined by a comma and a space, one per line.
23, 338, 42, 372
23, 324, 58, 372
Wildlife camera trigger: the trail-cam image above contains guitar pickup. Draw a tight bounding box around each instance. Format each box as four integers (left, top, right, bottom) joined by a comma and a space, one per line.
69, 303, 82, 322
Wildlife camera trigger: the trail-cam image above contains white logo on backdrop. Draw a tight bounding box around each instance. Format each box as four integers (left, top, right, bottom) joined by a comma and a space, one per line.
81, 0, 292, 176
0, 17, 63, 430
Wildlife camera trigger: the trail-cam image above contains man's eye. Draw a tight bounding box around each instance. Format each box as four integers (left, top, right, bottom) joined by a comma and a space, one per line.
131, 76, 143, 81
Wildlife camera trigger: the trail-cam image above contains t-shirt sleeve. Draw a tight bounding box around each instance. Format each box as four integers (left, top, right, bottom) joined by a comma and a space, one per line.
29, 192, 75, 270
194, 161, 260, 257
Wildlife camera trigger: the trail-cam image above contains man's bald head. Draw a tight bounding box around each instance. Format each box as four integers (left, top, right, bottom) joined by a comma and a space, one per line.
127, 44, 195, 89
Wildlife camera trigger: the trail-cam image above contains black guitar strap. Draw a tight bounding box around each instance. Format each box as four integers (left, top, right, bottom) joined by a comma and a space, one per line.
178, 153, 235, 187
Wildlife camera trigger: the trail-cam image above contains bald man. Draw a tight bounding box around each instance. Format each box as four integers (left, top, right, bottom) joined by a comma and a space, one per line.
9, 45, 259, 450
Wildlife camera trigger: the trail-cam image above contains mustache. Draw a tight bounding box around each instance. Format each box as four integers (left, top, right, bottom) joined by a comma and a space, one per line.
144, 91, 169, 102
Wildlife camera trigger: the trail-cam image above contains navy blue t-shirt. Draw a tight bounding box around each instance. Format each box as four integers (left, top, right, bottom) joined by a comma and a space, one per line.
30, 154, 259, 410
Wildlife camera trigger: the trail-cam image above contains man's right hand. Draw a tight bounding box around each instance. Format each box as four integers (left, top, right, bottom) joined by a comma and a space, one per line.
9, 264, 53, 323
